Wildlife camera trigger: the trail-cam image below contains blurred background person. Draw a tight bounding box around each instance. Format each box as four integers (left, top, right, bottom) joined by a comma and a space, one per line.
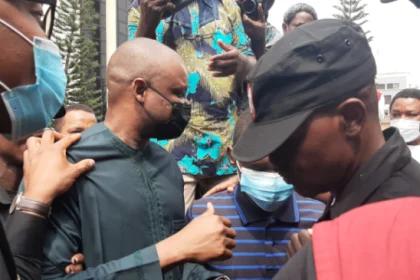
390, 88, 420, 162
236, 0, 282, 60
54, 104, 97, 135
128, 0, 256, 210
282, 3, 318, 34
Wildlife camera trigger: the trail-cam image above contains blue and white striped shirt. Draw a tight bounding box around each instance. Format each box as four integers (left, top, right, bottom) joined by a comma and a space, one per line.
186, 186, 325, 280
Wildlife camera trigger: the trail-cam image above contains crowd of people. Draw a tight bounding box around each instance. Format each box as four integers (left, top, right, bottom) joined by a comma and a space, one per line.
0, 0, 420, 279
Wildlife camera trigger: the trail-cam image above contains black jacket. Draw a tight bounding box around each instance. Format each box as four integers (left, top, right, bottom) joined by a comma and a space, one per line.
274, 128, 420, 280
0, 207, 47, 280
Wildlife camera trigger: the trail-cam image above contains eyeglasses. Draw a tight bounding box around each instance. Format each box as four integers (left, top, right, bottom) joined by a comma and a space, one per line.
25, 0, 57, 38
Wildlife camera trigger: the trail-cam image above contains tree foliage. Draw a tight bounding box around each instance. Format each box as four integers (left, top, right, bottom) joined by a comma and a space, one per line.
53, 0, 104, 120
333, 0, 373, 42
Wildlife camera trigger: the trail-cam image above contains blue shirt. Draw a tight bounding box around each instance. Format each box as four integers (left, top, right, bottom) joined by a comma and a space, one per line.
186, 186, 325, 280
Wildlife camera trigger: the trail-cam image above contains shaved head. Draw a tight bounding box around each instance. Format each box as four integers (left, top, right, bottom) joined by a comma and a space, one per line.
106, 38, 186, 105
104, 38, 189, 147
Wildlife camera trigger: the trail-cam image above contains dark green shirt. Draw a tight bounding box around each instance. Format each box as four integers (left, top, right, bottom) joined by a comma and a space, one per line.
41, 123, 222, 280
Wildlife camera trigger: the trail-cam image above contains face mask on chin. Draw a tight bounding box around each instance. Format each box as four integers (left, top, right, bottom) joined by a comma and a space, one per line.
142, 85, 191, 140
0, 19, 66, 140
390, 119, 420, 143
237, 162, 294, 212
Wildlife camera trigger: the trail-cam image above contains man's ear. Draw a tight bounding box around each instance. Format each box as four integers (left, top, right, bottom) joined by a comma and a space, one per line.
337, 98, 366, 138
133, 78, 147, 104
227, 146, 237, 167
282, 23, 288, 34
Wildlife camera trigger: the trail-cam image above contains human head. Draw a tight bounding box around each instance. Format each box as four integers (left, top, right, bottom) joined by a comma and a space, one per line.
54, 104, 97, 135
228, 109, 276, 174
268, 83, 381, 198
0, 0, 64, 138
282, 3, 318, 34
233, 19, 381, 198
0, 1, 45, 133
389, 88, 420, 145
229, 109, 293, 212
105, 38, 189, 141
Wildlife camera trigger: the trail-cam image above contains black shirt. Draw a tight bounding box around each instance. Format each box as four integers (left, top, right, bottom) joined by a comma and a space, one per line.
273, 128, 420, 280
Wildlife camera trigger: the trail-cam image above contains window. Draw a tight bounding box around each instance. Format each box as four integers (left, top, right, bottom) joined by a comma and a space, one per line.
376, 83, 385, 90
385, 95, 392, 105
387, 83, 400, 89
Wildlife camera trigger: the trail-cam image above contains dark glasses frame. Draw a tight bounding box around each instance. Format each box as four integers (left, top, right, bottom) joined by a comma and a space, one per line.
25, 0, 57, 38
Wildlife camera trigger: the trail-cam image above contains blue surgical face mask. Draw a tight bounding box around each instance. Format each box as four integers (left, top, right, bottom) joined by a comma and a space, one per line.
0, 19, 66, 139
237, 162, 294, 212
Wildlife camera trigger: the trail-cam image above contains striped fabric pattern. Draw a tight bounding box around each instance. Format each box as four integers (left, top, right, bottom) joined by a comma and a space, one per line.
186, 188, 325, 280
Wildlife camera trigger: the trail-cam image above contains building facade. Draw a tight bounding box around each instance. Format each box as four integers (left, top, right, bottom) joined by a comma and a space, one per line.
94, 0, 132, 112
376, 72, 411, 117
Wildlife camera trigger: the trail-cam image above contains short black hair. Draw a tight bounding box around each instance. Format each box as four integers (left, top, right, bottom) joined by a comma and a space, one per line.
390, 88, 420, 110
283, 3, 318, 25
54, 104, 96, 131
233, 109, 253, 146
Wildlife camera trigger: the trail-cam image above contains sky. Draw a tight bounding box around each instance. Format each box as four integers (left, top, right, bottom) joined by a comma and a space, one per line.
268, 0, 420, 82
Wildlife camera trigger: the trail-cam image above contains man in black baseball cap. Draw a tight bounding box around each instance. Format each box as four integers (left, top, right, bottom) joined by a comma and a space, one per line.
234, 18, 420, 220
233, 17, 420, 280
381, 0, 420, 8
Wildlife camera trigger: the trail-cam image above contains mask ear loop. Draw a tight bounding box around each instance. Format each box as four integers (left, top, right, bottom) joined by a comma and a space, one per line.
0, 81, 11, 91
0, 18, 34, 46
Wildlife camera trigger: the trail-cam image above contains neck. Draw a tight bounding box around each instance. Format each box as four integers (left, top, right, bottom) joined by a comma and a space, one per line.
104, 109, 149, 150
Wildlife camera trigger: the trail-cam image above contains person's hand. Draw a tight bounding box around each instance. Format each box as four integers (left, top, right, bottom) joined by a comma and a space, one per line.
242, 4, 266, 42
208, 40, 247, 77
138, 0, 175, 37
314, 192, 331, 205
179, 202, 236, 263
23, 130, 95, 206
65, 253, 85, 274
203, 176, 238, 197
287, 229, 313, 260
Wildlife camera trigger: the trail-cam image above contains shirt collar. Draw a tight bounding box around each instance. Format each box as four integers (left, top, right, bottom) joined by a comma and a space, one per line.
234, 185, 300, 225
326, 127, 411, 220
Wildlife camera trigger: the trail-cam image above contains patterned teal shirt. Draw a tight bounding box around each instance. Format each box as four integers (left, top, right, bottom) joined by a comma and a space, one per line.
128, 0, 254, 177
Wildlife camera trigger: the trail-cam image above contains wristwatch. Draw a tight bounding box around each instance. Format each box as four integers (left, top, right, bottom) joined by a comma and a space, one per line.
9, 193, 51, 219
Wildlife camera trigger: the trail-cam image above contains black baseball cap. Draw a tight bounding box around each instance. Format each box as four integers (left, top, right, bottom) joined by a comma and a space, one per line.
381, 0, 420, 7
233, 19, 377, 162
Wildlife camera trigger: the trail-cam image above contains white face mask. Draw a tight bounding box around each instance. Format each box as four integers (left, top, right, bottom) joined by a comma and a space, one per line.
391, 119, 420, 143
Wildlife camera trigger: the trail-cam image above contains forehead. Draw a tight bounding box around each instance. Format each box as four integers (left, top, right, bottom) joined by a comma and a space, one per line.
63, 110, 96, 123
291, 12, 314, 24
392, 98, 420, 111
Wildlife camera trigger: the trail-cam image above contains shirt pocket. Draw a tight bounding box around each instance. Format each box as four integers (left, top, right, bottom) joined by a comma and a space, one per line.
172, 219, 186, 234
